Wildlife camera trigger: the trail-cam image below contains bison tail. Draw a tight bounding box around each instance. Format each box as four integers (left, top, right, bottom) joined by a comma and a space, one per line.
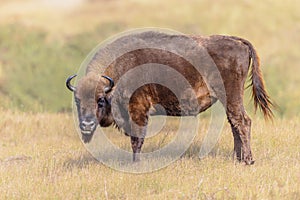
246, 40, 274, 120
231, 36, 274, 120
249, 43, 274, 120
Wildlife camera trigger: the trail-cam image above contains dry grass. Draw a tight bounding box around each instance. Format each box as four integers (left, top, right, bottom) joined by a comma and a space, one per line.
0, 110, 299, 199
0, 0, 300, 199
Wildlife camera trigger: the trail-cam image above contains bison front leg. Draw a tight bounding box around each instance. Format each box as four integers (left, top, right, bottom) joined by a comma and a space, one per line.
129, 122, 147, 162
127, 91, 150, 162
129, 113, 148, 162
130, 136, 144, 162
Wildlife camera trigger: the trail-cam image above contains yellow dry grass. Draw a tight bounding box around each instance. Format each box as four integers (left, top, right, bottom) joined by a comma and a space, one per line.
0, 110, 299, 199
0, 0, 300, 199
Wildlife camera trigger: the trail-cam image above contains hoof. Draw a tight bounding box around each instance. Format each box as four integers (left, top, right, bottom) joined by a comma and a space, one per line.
245, 159, 255, 165
234, 156, 255, 165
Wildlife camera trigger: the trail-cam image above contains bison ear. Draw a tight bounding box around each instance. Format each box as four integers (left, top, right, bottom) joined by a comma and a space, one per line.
102, 75, 115, 93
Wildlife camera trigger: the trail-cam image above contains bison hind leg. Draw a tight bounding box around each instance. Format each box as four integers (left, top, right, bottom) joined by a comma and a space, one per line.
227, 108, 254, 165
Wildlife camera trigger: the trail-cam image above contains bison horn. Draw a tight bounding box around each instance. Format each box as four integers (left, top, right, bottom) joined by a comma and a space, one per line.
102, 75, 115, 93
66, 74, 77, 92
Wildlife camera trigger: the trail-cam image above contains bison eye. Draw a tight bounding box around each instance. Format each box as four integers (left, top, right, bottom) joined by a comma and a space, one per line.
97, 97, 106, 108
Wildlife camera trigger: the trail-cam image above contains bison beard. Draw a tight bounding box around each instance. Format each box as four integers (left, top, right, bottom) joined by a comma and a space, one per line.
81, 133, 93, 143
66, 31, 274, 165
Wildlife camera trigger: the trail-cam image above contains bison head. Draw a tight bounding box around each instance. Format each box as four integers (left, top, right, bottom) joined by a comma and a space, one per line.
66, 72, 115, 143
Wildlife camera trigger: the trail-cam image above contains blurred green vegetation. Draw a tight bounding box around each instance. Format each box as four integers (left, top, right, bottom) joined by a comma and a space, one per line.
0, 23, 126, 112
0, 0, 299, 117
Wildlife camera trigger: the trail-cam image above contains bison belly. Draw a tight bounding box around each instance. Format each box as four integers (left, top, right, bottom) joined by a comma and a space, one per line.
150, 84, 216, 117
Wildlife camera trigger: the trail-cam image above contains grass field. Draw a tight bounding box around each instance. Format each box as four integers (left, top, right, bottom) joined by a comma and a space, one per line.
0, 0, 300, 199
0, 110, 299, 199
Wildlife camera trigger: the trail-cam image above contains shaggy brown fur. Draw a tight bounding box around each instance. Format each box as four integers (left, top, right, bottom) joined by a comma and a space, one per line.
66, 31, 273, 165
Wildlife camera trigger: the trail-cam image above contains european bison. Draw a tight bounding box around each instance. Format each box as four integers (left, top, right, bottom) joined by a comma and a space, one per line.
66, 31, 273, 165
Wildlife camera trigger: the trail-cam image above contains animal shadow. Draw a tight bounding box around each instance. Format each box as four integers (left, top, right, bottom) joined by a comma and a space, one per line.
63, 152, 98, 170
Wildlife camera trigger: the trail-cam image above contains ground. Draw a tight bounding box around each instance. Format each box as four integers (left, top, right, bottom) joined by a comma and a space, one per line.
0, 0, 299, 199
0, 110, 299, 199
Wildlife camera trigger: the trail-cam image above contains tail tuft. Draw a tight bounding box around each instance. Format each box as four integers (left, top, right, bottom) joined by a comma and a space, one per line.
231, 36, 274, 120
250, 56, 274, 120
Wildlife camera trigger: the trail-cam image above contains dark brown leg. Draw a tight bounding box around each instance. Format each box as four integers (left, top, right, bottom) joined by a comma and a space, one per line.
127, 93, 150, 162
227, 109, 254, 165
130, 136, 144, 162
128, 111, 147, 162
231, 125, 242, 161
